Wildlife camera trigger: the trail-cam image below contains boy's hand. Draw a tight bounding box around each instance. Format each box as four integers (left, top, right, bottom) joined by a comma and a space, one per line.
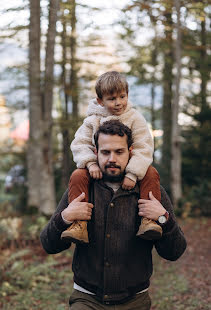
88, 163, 103, 179
122, 176, 136, 190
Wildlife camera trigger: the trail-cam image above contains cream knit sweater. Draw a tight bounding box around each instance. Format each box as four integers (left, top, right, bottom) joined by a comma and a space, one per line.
71, 99, 154, 182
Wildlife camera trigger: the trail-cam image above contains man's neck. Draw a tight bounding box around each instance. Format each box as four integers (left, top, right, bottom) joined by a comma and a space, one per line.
105, 181, 121, 193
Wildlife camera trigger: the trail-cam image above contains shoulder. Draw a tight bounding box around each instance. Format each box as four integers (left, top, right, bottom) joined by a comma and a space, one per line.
87, 98, 108, 117
130, 108, 147, 123
160, 186, 175, 215
82, 115, 100, 128
122, 103, 147, 123
160, 186, 171, 203
122, 108, 148, 131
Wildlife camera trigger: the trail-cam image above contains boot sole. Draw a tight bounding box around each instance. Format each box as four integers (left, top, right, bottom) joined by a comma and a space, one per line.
136, 229, 162, 240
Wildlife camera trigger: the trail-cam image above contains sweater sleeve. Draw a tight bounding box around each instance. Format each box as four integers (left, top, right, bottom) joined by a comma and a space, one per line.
40, 189, 72, 254
71, 116, 98, 168
154, 186, 187, 261
125, 112, 154, 181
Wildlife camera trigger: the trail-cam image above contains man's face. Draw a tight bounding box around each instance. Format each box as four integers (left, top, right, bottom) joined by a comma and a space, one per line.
97, 133, 131, 179
97, 91, 128, 116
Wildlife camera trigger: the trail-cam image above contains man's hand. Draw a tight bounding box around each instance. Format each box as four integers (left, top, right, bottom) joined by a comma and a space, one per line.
138, 191, 166, 221
88, 163, 103, 179
122, 176, 136, 190
61, 192, 94, 222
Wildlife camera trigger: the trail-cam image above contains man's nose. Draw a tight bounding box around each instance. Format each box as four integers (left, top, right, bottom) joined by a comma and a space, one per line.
108, 152, 116, 162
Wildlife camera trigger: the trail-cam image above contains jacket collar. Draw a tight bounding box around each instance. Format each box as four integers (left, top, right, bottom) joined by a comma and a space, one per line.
96, 179, 139, 197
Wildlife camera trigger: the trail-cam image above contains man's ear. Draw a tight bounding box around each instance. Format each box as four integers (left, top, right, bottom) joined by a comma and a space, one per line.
97, 97, 104, 107
129, 146, 133, 158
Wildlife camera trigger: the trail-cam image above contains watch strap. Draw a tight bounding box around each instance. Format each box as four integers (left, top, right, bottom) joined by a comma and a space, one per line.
163, 211, 169, 220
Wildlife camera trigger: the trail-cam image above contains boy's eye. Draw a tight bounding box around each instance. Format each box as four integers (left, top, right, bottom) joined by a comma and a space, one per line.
120, 95, 125, 98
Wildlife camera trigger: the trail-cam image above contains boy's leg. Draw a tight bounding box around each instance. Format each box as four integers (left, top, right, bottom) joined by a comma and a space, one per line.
136, 166, 162, 240
139, 165, 161, 201
61, 169, 90, 243
68, 168, 90, 203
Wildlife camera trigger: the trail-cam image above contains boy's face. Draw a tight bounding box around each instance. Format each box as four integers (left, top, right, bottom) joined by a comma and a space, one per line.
97, 91, 128, 116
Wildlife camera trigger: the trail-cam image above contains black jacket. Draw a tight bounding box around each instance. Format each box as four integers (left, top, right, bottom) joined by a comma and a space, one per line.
40, 181, 187, 305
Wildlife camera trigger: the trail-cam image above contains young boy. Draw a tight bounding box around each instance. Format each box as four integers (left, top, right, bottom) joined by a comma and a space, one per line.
61, 71, 162, 243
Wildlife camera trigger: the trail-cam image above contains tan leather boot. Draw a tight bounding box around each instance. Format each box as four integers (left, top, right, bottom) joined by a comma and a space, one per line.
61, 220, 89, 243
136, 217, 162, 240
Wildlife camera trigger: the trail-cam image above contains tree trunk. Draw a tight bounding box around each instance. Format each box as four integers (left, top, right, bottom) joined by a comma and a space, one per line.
161, 6, 173, 194
171, 0, 182, 207
200, 18, 207, 112
70, 0, 79, 120
27, 0, 42, 208
150, 34, 158, 161
61, 10, 71, 187
199, 16, 208, 179
151, 60, 156, 162
39, 0, 60, 215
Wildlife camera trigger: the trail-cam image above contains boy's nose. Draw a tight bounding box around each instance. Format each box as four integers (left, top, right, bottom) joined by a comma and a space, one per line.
115, 98, 121, 106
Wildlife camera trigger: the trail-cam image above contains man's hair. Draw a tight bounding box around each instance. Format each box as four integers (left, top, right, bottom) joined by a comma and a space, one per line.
95, 71, 129, 99
94, 120, 133, 150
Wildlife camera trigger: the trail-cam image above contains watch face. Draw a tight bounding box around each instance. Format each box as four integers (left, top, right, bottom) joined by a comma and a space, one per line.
158, 215, 166, 224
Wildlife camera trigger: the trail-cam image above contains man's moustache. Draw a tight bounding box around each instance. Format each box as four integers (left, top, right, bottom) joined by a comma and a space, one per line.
105, 164, 121, 169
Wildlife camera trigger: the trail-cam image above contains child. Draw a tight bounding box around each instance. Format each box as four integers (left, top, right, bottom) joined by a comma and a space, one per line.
61, 71, 162, 243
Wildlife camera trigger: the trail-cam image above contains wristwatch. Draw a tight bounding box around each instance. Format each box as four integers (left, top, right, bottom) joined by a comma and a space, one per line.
157, 211, 169, 224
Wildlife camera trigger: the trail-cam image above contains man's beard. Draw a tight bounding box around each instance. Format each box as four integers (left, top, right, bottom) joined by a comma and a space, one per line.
102, 163, 125, 183
102, 172, 125, 183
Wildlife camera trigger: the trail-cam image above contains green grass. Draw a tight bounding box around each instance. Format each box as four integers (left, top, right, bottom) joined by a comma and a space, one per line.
0, 248, 74, 310
150, 250, 210, 310
1, 246, 210, 310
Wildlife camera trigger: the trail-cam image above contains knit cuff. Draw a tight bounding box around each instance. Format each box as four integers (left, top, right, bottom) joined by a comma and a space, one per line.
54, 213, 71, 231
160, 214, 175, 234
61, 212, 73, 225
86, 161, 97, 169
125, 172, 137, 183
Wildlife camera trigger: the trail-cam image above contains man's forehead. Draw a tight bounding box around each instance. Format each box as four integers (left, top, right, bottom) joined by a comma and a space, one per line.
98, 133, 128, 149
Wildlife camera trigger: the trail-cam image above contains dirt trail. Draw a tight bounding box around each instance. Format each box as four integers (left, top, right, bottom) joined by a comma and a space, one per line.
150, 218, 211, 310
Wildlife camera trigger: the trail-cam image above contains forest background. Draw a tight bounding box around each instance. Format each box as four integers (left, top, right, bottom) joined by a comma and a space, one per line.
0, 0, 210, 309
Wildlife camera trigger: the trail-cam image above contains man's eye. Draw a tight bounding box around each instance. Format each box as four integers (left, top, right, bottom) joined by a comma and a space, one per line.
116, 150, 124, 154
102, 151, 109, 155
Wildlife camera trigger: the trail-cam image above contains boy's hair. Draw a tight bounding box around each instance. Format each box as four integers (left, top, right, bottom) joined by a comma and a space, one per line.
94, 120, 133, 151
95, 71, 129, 99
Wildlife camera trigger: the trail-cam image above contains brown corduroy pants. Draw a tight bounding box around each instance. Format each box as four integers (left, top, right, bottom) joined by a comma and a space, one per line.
69, 290, 151, 310
68, 166, 161, 204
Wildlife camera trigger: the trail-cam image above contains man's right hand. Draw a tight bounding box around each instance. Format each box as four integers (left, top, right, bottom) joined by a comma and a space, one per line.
61, 192, 94, 222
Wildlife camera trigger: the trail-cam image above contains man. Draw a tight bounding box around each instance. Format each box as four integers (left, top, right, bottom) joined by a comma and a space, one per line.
40, 120, 186, 310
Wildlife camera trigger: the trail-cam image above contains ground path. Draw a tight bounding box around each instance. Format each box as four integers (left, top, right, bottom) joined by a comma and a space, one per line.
150, 217, 211, 310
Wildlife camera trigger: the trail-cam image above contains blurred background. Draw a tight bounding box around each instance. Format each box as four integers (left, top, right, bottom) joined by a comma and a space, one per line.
0, 0, 210, 309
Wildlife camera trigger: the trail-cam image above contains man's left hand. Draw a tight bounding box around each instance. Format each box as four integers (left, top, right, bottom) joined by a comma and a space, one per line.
138, 191, 166, 221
